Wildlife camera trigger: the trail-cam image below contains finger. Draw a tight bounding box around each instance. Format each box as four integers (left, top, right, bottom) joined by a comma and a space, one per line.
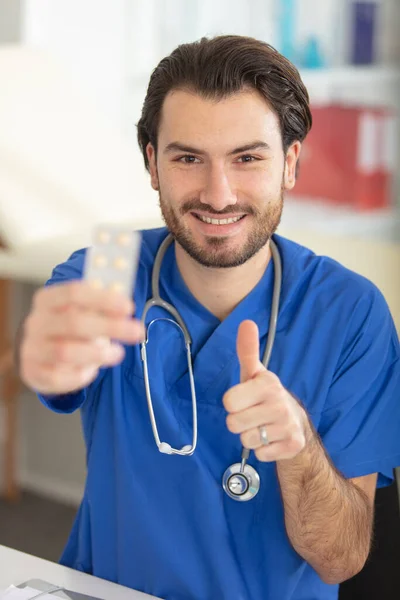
223, 375, 269, 413
254, 434, 306, 462
240, 423, 290, 450
33, 281, 135, 316
237, 320, 265, 383
23, 338, 125, 368
223, 367, 284, 413
226, 400, 282, 435
23, 362, 100, 395
26, 310, 145, 344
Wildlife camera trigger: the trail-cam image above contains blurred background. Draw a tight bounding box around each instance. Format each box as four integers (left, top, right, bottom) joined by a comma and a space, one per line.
0, 1, 399, 598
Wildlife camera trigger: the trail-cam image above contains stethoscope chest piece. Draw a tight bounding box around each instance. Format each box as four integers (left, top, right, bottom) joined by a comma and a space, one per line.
222, 463, 260, 501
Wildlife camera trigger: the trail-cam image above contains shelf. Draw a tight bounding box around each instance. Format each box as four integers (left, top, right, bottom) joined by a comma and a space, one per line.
126, 66, 400, 110
280, 196, 400, 243
300, 66, 400, 108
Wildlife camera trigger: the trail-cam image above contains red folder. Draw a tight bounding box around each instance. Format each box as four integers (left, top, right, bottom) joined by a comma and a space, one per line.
293, 104, 395, 211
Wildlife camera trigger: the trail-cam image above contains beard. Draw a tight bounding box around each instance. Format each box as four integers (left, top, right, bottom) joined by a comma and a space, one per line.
158, 184, 284, 269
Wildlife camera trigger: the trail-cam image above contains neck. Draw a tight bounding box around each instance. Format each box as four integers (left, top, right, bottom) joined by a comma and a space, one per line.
175, 242, 272, 321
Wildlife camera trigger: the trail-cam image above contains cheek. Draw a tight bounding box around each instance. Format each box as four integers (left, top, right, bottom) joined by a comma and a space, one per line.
161, 165, 204, 199
239, 168, 282, 203
157, 166, 179, 197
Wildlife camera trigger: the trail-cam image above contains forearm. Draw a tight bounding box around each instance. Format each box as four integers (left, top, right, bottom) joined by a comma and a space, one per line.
276, 415, 373, 584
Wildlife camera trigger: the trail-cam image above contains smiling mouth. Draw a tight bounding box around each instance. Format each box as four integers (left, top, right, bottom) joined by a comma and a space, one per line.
192, 213, 246, 225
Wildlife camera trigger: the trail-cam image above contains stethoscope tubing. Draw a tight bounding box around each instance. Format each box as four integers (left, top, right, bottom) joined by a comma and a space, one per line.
140, 233, 282, 499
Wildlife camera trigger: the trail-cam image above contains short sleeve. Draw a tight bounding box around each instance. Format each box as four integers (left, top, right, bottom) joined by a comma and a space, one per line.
45, 247, 87, 286
319, 286, 400, 487
37, 248, 92, 414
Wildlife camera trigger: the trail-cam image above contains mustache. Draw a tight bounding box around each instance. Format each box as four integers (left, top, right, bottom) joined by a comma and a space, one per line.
180, 199, 257, 216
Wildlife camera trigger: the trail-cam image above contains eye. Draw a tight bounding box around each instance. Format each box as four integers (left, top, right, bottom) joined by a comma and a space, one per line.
237, 155, 258, 163
176, 154, 200, 164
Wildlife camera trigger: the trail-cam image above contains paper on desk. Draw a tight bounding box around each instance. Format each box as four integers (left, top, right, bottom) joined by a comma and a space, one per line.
0, 586, 64, 599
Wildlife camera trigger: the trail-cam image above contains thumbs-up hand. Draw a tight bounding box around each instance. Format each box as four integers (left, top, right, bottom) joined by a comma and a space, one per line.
223, 320, 309, 462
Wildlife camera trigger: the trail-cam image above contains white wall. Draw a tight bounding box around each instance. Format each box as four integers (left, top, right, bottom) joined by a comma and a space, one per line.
0, 0, 128, 504
22, 0, 127, 131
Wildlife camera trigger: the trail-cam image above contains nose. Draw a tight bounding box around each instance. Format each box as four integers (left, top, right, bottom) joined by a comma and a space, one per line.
200, 164, 237, 211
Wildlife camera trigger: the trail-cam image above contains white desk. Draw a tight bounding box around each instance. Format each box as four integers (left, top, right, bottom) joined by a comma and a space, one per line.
0, 545, 161, 599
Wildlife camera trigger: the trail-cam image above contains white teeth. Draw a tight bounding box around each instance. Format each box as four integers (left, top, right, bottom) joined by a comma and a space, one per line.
198, 215, 242, 225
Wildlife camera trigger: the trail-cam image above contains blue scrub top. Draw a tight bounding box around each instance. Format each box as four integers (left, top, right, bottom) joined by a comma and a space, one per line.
39, 228, 400, 600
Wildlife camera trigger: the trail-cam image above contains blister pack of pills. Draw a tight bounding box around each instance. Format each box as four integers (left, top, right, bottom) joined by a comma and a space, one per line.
84, 225, 141, 298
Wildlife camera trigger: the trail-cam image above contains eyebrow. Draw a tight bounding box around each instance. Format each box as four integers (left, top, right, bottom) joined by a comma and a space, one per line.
163, 140, 271, 155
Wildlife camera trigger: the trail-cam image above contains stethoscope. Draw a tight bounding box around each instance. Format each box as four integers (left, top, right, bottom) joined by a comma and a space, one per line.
140, 233, 282, 501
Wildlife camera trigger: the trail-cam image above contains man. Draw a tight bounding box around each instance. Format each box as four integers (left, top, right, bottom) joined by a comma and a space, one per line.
19, 36, 400, 600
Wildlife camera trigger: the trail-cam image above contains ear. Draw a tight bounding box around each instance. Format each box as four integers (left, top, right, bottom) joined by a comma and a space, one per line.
283, 141, 302, 191
146, 143, 159, 191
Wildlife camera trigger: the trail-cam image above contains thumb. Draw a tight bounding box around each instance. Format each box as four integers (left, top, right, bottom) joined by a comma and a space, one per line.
237, 320, 265, 383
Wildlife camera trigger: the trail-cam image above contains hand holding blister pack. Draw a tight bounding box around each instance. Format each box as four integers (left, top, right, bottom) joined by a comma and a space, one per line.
19, 226, 144, 397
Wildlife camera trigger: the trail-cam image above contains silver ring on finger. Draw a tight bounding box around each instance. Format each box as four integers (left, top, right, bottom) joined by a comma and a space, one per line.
259, 425, 269, 446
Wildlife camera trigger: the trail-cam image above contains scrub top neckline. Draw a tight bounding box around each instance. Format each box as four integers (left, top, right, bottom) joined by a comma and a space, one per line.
157, 238, 278, 397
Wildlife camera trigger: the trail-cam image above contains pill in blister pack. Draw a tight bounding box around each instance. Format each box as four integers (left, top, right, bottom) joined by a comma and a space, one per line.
84, 225, 141, 298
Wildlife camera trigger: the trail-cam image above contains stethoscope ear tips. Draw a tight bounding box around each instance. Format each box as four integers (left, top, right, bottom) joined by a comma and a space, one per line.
159, 442, 173, 454
180, 445, 192, 453
158, 442, 193, 455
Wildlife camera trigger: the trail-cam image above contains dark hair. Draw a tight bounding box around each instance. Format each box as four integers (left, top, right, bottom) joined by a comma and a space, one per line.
137, 35, 312, 170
